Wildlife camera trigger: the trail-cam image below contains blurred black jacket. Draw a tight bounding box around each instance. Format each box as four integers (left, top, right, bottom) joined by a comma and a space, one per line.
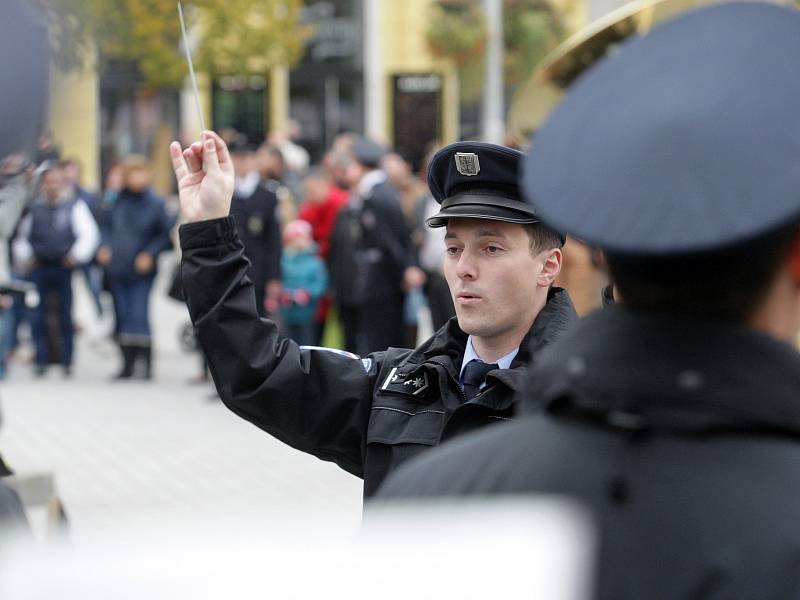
328, 180, 413, 307
377, 306, 800, 599
179, 217, 577, 497
103, 188, 174, 278
228, 180, 282, 314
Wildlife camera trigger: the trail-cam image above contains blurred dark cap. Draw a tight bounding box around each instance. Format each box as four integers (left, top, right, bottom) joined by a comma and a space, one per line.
351, 137, 388, 169
228, 140, 257, 155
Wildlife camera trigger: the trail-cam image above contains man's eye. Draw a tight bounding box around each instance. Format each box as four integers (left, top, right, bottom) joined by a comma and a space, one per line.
446, 247, 460, 255
486, 245, 502, 254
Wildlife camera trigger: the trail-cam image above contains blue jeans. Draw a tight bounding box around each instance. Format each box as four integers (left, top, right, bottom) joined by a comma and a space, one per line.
0, 305, 13, 378
80, 263, 104, 316
30, 264, 74, 367
110, 276, 154, 343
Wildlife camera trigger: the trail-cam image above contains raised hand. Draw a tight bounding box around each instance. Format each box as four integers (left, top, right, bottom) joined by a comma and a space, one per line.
169, 131, 235, 223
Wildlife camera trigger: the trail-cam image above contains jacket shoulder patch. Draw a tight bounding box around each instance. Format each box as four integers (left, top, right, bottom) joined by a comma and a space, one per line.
380, 367, 429, 396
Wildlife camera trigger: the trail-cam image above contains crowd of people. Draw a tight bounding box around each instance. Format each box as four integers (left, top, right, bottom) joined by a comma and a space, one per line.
0, 128, 457, 382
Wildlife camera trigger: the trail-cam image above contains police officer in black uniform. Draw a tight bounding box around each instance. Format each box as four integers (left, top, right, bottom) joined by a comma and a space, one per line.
328, 137, 420, 355
378, 3, 800, 596
170, 135, 576, 497
228, 141, 282, 317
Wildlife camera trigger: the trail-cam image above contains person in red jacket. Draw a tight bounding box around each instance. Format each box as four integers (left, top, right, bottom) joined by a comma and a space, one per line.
298, 168, 348, 344
298, 168, 348, 260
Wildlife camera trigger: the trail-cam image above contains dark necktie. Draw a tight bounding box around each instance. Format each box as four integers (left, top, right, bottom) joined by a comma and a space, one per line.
461, 359, 499, 401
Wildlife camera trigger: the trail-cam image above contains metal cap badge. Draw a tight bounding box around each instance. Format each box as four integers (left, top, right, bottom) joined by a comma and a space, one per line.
455, 152, 480, 176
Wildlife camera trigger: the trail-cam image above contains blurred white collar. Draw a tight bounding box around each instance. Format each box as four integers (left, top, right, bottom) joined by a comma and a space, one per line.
357, 170, 386, 198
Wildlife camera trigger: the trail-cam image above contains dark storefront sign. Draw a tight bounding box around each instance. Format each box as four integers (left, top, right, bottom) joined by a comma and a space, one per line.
392, 74, 443, 170
212, 75, 268, 145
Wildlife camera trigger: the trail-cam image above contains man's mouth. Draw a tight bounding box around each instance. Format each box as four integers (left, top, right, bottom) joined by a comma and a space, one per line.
456, 292, 482, 305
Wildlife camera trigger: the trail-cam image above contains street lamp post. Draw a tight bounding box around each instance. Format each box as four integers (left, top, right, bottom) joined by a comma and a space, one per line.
482, 0, 504, 144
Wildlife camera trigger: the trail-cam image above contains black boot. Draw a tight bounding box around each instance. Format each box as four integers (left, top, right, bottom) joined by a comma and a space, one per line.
138, 343, 152, 380
113, 343, 135, 380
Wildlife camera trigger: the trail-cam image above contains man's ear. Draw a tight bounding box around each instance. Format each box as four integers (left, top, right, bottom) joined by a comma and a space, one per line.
538, 247, 563, 287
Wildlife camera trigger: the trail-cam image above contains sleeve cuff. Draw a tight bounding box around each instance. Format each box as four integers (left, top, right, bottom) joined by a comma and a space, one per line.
179, 216, 238, 251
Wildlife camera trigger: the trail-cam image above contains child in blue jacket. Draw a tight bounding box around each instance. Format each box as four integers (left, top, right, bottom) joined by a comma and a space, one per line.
280, 220, 328, 346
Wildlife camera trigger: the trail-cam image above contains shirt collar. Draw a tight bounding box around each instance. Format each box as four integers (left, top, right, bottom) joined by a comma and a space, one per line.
357, 169, 387, 198
459, 336, 519, 384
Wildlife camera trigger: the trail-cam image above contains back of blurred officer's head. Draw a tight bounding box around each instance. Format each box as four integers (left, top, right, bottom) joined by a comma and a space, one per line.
607, 224, 800, 329
120, 155, 151, 193
521, 3, 800, 342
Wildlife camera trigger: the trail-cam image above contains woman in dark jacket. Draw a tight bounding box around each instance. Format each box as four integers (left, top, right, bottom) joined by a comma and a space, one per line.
97, 155, 174, 379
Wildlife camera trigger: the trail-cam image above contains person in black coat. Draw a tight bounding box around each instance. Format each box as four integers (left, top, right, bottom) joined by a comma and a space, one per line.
377, 4, 800, 597
328, 137, 425, 355
169, 133, 576, 498
228, 142, 282, 318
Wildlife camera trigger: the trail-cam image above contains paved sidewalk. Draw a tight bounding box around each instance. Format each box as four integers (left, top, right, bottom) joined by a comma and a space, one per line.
0, 261, 363, 542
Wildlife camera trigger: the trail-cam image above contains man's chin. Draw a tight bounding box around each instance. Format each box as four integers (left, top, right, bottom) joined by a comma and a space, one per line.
455, 316, 492, 338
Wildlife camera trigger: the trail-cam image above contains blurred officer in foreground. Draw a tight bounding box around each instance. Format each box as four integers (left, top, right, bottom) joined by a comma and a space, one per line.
378, 3, 800, 597
169, 134, 576, 497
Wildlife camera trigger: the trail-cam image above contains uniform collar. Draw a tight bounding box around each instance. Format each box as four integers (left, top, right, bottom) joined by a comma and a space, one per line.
525, 306, 800, 438
358, 169, 387, 198
459, 337, 518, 384
234, 171, 260, 198
402, 287, 577, 393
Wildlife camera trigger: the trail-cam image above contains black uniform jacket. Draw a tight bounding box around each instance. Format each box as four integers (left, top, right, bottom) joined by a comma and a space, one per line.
228, 180, 282, 295
378, 306, 800, 598
328, 181, 413, 307
179, 216, 577, 497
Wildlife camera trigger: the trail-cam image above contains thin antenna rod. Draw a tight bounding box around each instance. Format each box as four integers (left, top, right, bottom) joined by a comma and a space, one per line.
178, 2, 206, 131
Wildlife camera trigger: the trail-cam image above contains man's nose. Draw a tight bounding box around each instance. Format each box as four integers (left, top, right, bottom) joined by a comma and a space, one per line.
456, 252, 477, 280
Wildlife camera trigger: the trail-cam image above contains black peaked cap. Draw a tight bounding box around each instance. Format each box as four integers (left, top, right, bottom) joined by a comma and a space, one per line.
427, 141, 561, 243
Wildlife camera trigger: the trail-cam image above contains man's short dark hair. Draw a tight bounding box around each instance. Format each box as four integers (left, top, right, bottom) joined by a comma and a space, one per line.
524, 223, 563, 254
606, 222, 799, 322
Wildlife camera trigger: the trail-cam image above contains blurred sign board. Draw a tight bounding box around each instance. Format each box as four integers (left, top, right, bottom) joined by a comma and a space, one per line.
302, 1, 361, 62
392, 74, 442, 170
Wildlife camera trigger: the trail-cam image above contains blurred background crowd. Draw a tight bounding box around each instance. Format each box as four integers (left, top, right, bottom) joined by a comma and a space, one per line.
0, 0, 623, 386
0, 127, 535, 384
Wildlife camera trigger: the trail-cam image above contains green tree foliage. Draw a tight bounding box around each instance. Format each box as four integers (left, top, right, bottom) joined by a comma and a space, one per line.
427, 0, 565, 102
33, 0, 311, 88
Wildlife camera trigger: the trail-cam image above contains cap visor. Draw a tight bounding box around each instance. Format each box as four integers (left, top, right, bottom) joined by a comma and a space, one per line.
426, 204, 539, 228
